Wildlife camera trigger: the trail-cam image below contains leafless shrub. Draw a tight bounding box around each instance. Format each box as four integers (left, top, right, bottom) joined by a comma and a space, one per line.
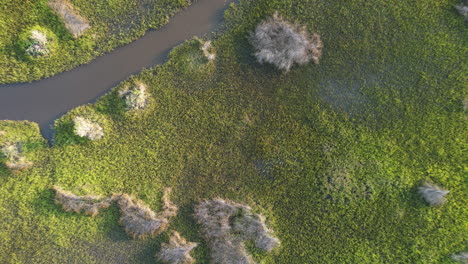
1, 142, 33, 171
116, 188, 178, 239
157, 231, 198, 264
53, 186, 113, 217
73, 116, 104, 140
48, 0, 90, 37
250, 12, 323, 71
118, 83, 148, 110
25, 30, 50, 57
418, 182, 449, 206
199, 39, 216, 61
194, 199, 280, 264
454, 3, 468, 21
452, 252, 468, 264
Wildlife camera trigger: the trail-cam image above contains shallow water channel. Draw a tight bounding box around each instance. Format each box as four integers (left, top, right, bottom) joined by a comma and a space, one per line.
0, 0, 235, 140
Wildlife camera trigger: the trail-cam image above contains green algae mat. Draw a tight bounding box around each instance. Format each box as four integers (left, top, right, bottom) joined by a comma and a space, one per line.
0, 0, 467, 263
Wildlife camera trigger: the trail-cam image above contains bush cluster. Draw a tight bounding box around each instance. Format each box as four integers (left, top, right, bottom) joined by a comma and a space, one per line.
157, 231, 198, 264
250, 12, 323, 71
194, 199, 280, 264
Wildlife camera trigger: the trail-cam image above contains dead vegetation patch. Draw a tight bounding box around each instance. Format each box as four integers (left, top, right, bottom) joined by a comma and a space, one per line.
1, 142, 33, 171
73, 116, 104, 140
194, 199, 280, 263
250, 12, 322, 71
118, 83, 149, 110
48, 0, 90, 38
53, 186, 114, 217
54, 187, 178, 239
157, 231, 197, 264
418, 182, 449, 207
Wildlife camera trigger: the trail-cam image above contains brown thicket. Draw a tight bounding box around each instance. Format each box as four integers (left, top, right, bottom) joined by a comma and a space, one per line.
418, 182, 449, 207
54, 187, 178, 239
157, 231, 198, 264
250, 12, 322, 71
1, 142, 33, 171
194, 198, 280, 264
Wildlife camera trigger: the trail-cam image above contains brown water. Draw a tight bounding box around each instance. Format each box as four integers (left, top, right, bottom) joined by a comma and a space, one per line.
0, 0, 235, 140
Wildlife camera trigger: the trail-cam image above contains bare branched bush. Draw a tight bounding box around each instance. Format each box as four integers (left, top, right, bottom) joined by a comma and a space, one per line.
452, 252, 468, 264
200, 40, 216, 61
25, 30, 50, 57
73, 116, 104, 140
157, 231, 198, 264
454, 3, 468, 21
418, 182, 449, 206
250, 12, 323, 71
1, 142, 33, 171
116, 188, 178, 239
53, 186, 113, 216
119, 83, 148, 110
194, 199, 280, 263
48, 0, 90, 37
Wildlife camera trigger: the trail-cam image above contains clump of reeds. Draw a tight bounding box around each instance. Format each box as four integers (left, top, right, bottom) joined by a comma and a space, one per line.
53, 186, 114, 217
73, 116, 104, 140
1, 142, 33, 171
194, 198, 280, 263
250, 12, 323, 71
118, 83, 148, 110
418, 182, 449, 207
156, 231, 198, 264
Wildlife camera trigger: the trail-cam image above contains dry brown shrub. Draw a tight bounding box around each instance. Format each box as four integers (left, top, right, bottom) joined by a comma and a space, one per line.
118, 83, 148, 110
454, 3, 468, 21
452, 252, 468, 263
418, 182, 450, 207
250, 12, 323, 71
1, 142, 33, 171
157, 231, 197, 264
53, 186, 113, 217
48, 0, 90, 37
116, 188, 178, 239
194, 199, 280, 264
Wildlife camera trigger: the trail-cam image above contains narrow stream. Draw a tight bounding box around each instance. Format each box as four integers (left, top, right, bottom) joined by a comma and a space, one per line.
0, 0, 235, 140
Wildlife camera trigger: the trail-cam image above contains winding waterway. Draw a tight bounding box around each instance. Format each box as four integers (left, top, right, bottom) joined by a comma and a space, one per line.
0, 0, 235, 140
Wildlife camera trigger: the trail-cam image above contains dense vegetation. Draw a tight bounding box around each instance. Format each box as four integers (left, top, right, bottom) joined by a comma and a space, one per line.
0, 0, 191, 84
0, 0, 467, 263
